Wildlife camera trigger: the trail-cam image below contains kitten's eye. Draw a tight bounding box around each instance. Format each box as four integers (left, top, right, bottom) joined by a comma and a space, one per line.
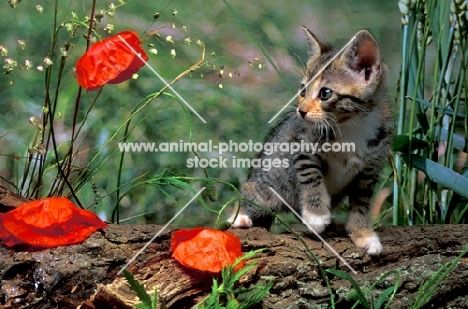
299, 84, 306, 97
319, 87, 333, 101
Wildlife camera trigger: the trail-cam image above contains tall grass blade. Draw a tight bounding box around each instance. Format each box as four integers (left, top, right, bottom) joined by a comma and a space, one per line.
404, 154, 468, 198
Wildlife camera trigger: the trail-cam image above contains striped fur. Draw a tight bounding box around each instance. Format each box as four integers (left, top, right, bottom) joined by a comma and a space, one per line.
230, 28, 393, 255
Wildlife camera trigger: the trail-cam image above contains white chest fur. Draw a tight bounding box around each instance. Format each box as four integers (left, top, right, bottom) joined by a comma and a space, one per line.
321, 110, 381, 195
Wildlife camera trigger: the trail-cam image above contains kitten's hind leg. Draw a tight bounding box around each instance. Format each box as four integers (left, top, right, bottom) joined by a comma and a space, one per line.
346, 171, 382, 255
229, 181, 278, 229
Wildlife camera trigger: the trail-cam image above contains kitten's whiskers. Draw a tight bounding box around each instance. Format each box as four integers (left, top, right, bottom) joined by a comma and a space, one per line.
353, 104, 370, 114
326, 115, 342, 141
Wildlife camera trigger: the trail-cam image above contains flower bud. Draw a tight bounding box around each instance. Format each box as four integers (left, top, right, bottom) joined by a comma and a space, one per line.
8, 0, 20, 8
165, 35, 174, 44
44, 57, 53, 66
17, 40, 26, 49
37, 144, 46, 155
0, 45, 8, 56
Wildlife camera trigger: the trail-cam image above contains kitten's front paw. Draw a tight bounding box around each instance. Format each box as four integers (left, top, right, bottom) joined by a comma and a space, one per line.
229, 213, 253, 228
302, 212, 331, 233
352, 233, 383, 255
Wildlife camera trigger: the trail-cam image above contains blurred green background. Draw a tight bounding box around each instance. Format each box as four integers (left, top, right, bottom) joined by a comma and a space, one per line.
0, 0, 401, 226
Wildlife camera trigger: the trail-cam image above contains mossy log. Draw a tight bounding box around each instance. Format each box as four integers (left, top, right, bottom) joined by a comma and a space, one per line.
1, 222, 467, 309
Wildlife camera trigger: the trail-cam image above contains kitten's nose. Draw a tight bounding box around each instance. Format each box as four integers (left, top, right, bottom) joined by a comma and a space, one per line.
297, 108, 323, 123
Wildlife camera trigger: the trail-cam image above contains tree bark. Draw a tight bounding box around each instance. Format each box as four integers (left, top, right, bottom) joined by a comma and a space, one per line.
1, 223, 467, 309
0, 186, 30, 213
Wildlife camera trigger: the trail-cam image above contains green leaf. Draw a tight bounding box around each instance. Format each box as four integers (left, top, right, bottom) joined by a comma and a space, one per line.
370, 270, 400, 309
375, 287, 396, 309
393, 135, 429, 153
325, 269, 370, 309
152, 288, 159, 309
227, 299, 240, 309
412, 245, 468, 308
237, 282, 273, 309
435, 127, 466, 152
411, 97, 466, 120
403, 154, 468, 198
122, 269, 152, 308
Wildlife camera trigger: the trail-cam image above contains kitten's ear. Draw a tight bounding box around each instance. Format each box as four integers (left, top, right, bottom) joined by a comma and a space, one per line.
302, 26, 331, 58
342, 30, 382, 83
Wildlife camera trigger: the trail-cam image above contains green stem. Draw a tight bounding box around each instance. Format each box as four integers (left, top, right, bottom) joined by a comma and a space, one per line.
222, 0, 293, 94
394, 15, 410, 226
67, 0, 97, 177
112, 47, 205, 223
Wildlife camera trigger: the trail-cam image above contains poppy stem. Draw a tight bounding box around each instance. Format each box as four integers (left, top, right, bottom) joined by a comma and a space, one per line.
68, 0, 98, 181
86, 0, 97, 50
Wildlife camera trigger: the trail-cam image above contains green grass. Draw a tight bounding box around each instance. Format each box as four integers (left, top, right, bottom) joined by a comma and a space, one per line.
393, 0, 468, 225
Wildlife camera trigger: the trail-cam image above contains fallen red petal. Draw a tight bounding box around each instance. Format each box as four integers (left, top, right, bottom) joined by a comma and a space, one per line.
0, 214, 24, 247
171, 228, 244, 273
0, 197, 107, 248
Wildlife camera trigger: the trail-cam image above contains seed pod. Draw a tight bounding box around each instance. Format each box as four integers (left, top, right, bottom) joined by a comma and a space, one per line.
454, 26, 461, 40
426, 35, 433, 46
417, 21, 424, 50
203, 178, 217, 202
460, 0, 467, 10
458, 13, 466, 32
451, 0, 459, 14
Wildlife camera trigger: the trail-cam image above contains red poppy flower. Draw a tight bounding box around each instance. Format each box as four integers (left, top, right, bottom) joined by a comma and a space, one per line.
75, 30, 148, 91
0, 197, 107, 248
170, 227, 244, 273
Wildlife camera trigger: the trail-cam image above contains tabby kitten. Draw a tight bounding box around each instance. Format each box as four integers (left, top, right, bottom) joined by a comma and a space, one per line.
229, 28, 393, 255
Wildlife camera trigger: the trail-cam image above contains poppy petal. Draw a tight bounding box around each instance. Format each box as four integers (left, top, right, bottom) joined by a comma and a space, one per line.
0, 214, 24, 247
0, 197, 107, 248
75, 30, 148, 91
170, 228, 244, 273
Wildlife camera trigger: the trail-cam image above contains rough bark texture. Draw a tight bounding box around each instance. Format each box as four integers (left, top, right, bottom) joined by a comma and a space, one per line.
0, 186, 467, 308
1, 222, 468, 309
0, 186, 30, 213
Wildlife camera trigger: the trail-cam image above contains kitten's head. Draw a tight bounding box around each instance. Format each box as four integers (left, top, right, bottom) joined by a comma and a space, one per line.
297, 27, 387, 125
